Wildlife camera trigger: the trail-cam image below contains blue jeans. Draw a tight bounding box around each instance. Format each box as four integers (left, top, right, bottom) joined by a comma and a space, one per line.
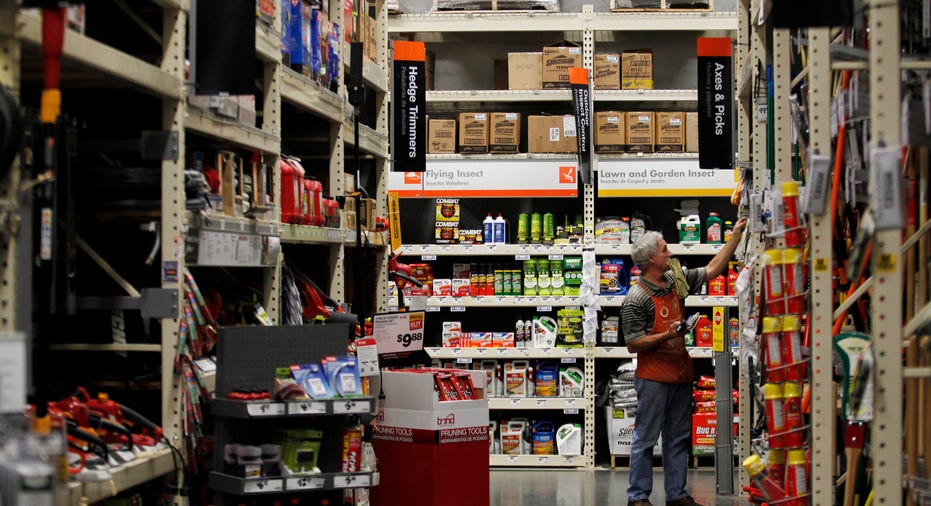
626, 378, 693, 502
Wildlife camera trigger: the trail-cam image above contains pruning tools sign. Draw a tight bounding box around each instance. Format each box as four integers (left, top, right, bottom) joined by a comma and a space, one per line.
373, 310, 426, 356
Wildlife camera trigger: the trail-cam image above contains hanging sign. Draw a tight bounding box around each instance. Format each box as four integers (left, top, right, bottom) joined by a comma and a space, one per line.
373, 310, 426, 356
569, 68, 593, 185
697, 38, 734, 170
388, 158, 578, 198
597, 158, 735, 197
392, 41, 426, 173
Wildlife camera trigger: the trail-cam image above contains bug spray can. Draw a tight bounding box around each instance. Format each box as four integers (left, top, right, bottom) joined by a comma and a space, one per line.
531, 213, 543, 243
543, 212, 556, 244
763, 383, 786, 449
517, 213, 530, 243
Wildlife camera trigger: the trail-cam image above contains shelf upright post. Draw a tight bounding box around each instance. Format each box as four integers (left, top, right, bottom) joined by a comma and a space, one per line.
160, 4, 188, 500
867, 0, 903, 502
771, 28, 791, 212
581, 3, 596, 471
329, 0, 347, 309
805, 27, 836, 506
0, 0, 27, 337
263, 7, 283, 324
373, 0, 390, 314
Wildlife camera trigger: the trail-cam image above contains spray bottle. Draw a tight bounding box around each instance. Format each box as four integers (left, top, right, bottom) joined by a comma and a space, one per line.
483, 214, 494, 244
493, 213, 507, 244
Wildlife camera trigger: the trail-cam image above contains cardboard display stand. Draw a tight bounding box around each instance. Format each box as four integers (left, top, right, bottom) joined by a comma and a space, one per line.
372, 370, 490, 506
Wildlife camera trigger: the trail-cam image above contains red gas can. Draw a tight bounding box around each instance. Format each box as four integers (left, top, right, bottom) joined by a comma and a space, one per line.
280, 157, 304, 224
306, 177, 324, 226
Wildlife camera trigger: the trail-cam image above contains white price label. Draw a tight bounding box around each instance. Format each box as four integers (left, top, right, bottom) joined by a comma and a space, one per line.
535, 399, 548, 407
244, 479, 284, 493
457, 358, 473, 364
451, 306, 466, 312
537, 306, 552, 312
333, 400, 367, 414
507, 455, 519, 463
564, 409, 580, 415
286, 477, 326, 490
515, 254, 531, 261
426, 306, 441, 312
476, 348, 487, 355
355, 337, 380, 377
288, 401, 327, 415
373, 311, 426, 355
561, 358, 577, 364
422, 255, 437, 261
335, 473, 371, 488
537, 456, 550, 464
565, 398, 577, 406
246, 403, 286, 417
602, 347, 614, 354
510, 398, 522, 407
548, 254, 564, 260
193, 358, 217, 373
538, 347, 551, 354
496, 297, 507, 304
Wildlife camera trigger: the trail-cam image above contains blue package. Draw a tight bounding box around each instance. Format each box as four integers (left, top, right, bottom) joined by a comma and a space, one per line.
323, 356, 362, 398
327, 22, 340, 88
293, 363, 334, 399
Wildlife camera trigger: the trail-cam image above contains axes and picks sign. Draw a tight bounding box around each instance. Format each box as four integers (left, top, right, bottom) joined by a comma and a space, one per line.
697, 38, 733, 170
392, 41, 426, 172
569, 67, 593, 185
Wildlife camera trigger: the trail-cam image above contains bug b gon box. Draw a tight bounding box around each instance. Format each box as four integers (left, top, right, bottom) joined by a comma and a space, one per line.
372, 369, 489, 506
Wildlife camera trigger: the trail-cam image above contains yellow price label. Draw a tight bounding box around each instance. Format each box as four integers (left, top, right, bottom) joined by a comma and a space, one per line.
878, 254, 896, 272
814, 258, 830, 272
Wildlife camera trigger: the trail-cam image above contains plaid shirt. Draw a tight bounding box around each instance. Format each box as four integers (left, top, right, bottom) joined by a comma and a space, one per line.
621, 266, 706, 344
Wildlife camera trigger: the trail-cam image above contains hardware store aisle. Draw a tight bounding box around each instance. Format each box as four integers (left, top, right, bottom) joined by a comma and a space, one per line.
490, 469, 746, 505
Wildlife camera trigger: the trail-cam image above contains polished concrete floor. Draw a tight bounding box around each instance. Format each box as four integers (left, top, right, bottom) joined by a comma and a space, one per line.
490, 468, 747, 505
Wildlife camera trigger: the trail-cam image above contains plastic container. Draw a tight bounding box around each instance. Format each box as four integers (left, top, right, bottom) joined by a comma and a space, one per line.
531, 213, 543, 243
543, 212, 556, 243
549, 259, 565, 296
782, 315, 807, 381
783, 248, 806, 313
280, 158, 304, 224
723, 220, 734, 242
727, 262, 739, 296
767, 449, 786, 490
532, 421, 556, 455
763, 316, 785, 382
782, 180, 802, 247
556, 423, 582, 456
630, 265, 641, 286
695, 315, 713, 347
763, 249, 787, 315
678, 215, 701, 244
493, 214, 507, 243
483, 214, 495, 244
523, 260, 538, 296
708, 274, 726, 296
630, 212, 652, 244
306, 178, 324, 226
785, 449, 809, 505
236, 445, 263, 478
706, 212, 723, 244
534, 362, 559, 397
763, 383, 786, 449
517, 213, 529, 243
782, 381, 805, 448
743, 454, 788, 502
728, 317, 740, 348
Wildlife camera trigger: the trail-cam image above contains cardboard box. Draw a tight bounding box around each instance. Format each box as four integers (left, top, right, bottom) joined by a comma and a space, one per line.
359, 197, 376, 230
237, 95, 257, 128
380, 369, 487, 410
489, 113, 521, 153
686, 111, 699, 153
594, 54, 621, 90
508, 52, 543, 90
494, 59, 508, 90
622, 51, 654, 90
542, 42, 582, 89
654, 111, 685, 152
435, 222, 460, 244
594, 111, 626, 153
458, 113, 490, 154
344, 172, 356, 195
626, 111, 654, 153
429, 119, 457, 154
527, 115, 577, 153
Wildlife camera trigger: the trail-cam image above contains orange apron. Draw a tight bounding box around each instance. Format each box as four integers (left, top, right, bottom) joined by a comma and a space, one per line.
635, 290, 694, 384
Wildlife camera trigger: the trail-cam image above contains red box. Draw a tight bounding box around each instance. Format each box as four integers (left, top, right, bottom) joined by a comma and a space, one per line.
691, 412, 716, 456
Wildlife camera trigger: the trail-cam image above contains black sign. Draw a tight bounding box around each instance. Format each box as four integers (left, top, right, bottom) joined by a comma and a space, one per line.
392, 42, 426, 173
569, 68, 593, 185
697, 38, 733, 170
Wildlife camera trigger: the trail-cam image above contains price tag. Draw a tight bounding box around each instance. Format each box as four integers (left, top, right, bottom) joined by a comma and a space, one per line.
509, 398, 522, 407
335, 473, 371, 488
244, 479, 284, 493
451, 306, 466, 312
515, 254, 531, 261
561, 357, 577, 364
507, 455, 519, 463
426, 306, 440, 312
286, 477, 326, 490
457, 358, 473, 364
548, 254, 564, 260
193, 358, 216, 373
476, 348, 487, 355
564, 409, 580, 415
602, 347, 614, 354
487, 244, 497, 250
538, 347, 551, 354
565, 398, 577, 406
422, 255, 437, 261
333, 400, 366, 414
537, 306, 552, 312
288, 401, 327, 415
373, 311, 426, 355
537, 457, 550, 464
535, 399, 548, 407
246, 403, 286, 417
355, 337, 379, 377
496, 297, 507, 304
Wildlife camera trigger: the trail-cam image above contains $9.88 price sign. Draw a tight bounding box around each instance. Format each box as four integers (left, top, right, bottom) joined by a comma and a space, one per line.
373, 311, 426, 355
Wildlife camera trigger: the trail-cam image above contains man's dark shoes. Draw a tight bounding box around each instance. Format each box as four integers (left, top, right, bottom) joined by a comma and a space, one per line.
666, 496, 703, 506
628, 500, 653, 506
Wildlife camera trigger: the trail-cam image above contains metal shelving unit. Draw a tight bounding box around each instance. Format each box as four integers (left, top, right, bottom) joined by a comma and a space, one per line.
67, 449, 177, 506
488, 454, 587, 467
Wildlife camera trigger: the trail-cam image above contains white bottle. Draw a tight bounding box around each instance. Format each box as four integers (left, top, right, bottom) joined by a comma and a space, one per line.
493, 213, 506, 243
483, 214, 495, 244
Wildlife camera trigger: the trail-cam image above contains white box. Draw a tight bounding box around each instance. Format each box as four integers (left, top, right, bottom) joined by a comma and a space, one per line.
375, 406, 490, 431
381, 369, 486, 410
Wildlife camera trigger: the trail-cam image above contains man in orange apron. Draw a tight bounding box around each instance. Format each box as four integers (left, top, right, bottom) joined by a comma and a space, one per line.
622, 217, 746, 506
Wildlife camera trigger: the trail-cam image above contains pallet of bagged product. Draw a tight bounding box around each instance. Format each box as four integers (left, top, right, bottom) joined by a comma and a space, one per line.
434, 0, 559, 12
610, 0, 712, 11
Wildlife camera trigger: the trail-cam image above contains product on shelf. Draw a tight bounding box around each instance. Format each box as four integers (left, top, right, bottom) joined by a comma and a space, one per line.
686, 111, 699, 152
593, 54, 621, 90
527, 115, 577, 153
505, 361, 530, 397
654, 111, 685, 152
556, 423, 582, 456
532, 421, 556, 455
542, 41, 582, 89
600, 316, 620, 345
490, 113, 521, 153
564, 256, 583, 296
458, 112, 490, 154
621, 50, 654, 90
534, 361, 558, 397
500, 419, 528, 455
532, 316, 558, 347
625, 111, 654, 153
428, 118, 457, 154
281, 428, 324, 475
508, 52, 543, 90
556, 307, 584, 347
706, 212, 723, 244
599, 258, 630, 295
594, 111, 626, 153
678, 214, 701, 244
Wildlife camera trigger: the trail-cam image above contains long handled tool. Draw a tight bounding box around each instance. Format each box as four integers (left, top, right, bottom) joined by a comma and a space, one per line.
834, 332, 873, 506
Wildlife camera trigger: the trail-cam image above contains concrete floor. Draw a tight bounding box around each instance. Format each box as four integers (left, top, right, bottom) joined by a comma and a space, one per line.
490, 468, 748, 505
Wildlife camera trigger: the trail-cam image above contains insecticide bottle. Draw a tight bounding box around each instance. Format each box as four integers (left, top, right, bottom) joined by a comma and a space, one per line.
723, 220, 734, 242
543, 212, 556, 244
706, 212, 723, 244
493, 213, 507, 243
517, 213, 530, 243
483, 213, 494, 243
530, 213, 543, 243
630, 212, 651, 244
